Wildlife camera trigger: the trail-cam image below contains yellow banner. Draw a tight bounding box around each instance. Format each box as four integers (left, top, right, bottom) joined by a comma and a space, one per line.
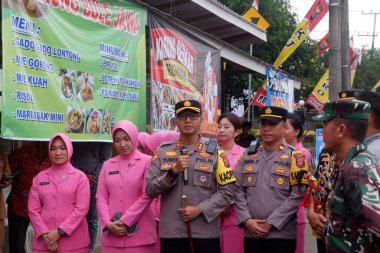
242, 7, 270, 30
371, 80, 380, 92
273, 20, 310, 67
306, 69, 329, 112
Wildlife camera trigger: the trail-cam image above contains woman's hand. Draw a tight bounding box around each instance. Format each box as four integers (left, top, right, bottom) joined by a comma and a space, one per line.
106, 220, 128, 236
47, 241, 58, 252
43, 230, 60, 247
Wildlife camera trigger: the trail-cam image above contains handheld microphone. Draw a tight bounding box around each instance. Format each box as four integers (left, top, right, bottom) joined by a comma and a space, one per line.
180, 148, 188, 185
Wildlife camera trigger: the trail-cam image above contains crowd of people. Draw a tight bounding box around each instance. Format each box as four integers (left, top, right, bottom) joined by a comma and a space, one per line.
0, 90, 378, 253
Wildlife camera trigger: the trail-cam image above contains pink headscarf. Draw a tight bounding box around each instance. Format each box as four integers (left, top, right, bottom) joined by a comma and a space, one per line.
112, 120, 140, 158
138, 132, 151, 154
146, 131, 179, 155
48, 133, 73, 169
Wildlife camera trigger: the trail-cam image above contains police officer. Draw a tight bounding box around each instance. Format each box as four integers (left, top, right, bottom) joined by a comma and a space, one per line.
146, 100, 236, 253
313, 99, 380, 252
234, 106, 309, 253
339, 89, 380, 158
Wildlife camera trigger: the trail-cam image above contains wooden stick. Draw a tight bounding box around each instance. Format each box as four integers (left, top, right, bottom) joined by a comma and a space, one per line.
182, 195, 195, 253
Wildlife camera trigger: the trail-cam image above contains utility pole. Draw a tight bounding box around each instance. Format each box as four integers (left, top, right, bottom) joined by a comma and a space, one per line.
329, 0, 342, 100
359, 11, 380, 51
341, 0, 351, 90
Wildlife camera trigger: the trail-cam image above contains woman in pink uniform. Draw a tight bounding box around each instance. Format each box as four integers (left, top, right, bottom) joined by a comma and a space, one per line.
284, 112, 313, 253
137, 132, 150, 154
96, 120, 157, 253
28, 133, 90, 253
217, 113, 245, 253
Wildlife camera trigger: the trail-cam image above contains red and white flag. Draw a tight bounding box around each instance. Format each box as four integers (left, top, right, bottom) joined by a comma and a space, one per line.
252, 0, 259, 10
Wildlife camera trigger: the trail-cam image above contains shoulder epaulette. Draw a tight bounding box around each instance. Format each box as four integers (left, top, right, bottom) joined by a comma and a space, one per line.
158, 140, 176, 149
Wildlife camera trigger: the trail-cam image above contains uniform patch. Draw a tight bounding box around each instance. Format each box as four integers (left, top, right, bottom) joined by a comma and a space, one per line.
280, 154, 289, 159
279, 145, 285, 151
276, 167, 285, 174
199, 174, 207, 183
293, 153, 306, 168
161, 164, 172, 170
237, 154, 244, 165
216, 150, 236, 185
165, 151, 177, 157
109, 170, 119, 175
277, 178, 284, 185
199, 164, 209, 170
245, 165, 254, 172
199, 152, 212, 158
247, 176, 253, 183
197, 143, 203, 151
39, 181, 49, 185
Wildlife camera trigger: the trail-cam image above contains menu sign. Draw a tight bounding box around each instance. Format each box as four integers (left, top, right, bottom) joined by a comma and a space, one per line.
1, 0, 146, 141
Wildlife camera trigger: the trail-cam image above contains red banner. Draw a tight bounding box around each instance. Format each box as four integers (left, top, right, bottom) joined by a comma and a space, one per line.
317, 33, 329, 55
305, 0, 329, 32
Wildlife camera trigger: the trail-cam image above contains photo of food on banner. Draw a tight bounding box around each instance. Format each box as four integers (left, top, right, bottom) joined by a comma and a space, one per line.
151, 81, 163, 130
2, 0, 47, 18
86, 109, 102, 134
102, 110, 115, 134
59, 68, 75, 100
76, 71, 94, 102
66, 106, 84, 133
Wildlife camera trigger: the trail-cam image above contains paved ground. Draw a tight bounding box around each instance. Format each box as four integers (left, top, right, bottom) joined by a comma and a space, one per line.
92, 222, 318, 253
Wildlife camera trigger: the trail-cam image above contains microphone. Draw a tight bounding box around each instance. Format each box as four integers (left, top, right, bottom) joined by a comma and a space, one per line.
180, 148, 188, 185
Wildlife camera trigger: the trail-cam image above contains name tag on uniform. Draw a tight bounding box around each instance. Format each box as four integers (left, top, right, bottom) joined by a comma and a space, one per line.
109, 170, 120, 175
39, 181, 50, 185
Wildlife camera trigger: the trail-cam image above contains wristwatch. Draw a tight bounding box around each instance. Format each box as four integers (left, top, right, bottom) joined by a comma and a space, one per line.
57, 228, 66, 236
167, 168, 178, 178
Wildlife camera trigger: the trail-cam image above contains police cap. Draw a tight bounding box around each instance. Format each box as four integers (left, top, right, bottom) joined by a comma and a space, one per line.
175, 100, 202, 115
258, 106, 288, 124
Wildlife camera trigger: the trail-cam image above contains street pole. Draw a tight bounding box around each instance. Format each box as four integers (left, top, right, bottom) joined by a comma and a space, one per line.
248, 44, 253, 122
341, 0, 351, 90
329, 0, 342, 100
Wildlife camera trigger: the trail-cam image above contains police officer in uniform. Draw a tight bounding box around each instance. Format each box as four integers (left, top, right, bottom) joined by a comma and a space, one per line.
339, 90, 380, 159
234, 106, 309, 253
313, 99, 380, 252
146, 100, 236, 253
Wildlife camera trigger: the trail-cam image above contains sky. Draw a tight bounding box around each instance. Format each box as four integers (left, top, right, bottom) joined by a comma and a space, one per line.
288, 0, 380, 49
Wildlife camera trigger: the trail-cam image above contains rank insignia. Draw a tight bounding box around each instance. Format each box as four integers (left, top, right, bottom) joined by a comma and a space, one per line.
275, 167, 285, 174
199, 152, 212, 158
247, 176, 253, 183
265, 107, 272, 114
175, 140, 181, 148
279, 145, 285, 151
199, 174, 207, 183
293, 153, 306, 168
245, 165, 254, 172
197, 143, 203, 151
277, 178, 284, 185
161, 164, 172, 170
199, 164, 209, 170
153, 152, 159, 160
165, 151, 177, 157
280, 154, 289, 159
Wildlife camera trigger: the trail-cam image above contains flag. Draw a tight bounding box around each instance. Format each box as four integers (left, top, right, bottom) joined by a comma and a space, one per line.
306, 70, 329, 112
349, 36, 355, 61
350, 47, 364, 84
243, 6, 270, 30
273, 0, 328, 67
252, 0, 259, 10
371, 80, 380, 92
317, 33, 329, 55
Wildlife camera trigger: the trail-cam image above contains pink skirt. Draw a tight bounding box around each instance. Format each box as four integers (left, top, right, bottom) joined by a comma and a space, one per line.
33, 247, 88, 253
102, 244, 156, 253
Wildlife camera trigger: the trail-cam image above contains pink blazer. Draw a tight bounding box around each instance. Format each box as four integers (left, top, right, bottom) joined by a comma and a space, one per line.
28, 166, 90, 250
96, 152, 157, 248
221, 144, 246, 228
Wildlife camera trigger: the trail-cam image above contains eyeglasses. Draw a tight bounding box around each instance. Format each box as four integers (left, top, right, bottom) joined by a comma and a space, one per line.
176, 113, 200, 121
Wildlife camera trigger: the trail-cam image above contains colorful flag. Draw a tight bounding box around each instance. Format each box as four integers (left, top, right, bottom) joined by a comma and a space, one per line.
243, 6, 270, 30
349, 36, 355, 61
252, 0, 259, 10
350, 47, 364, 84
317, 33, 329, 55
371, 80, 380, 92
306, 70, 329, 112
273, 0, 328, 67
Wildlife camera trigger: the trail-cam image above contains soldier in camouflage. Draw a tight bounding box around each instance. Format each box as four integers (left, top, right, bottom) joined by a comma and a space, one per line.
313, 99, 380, 253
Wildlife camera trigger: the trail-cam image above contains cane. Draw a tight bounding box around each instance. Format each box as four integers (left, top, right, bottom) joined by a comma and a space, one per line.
182, 195, 195, 253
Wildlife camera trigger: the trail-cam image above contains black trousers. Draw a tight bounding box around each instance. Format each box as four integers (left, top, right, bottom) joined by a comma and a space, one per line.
8, 207, 30, 253
161, 238, 220, 253
244, 238, 296, 253
317, 238, 327, 253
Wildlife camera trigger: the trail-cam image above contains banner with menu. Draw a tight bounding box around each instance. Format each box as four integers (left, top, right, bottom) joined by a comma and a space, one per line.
149, 13, 221, 136
1, 0, 146, 141
266, 66, 294, 112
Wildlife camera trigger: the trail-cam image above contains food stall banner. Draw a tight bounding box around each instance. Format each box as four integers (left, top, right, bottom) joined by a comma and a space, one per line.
149, 13, 221, 136
266, 66, 294, 112
1, 0, 146, 141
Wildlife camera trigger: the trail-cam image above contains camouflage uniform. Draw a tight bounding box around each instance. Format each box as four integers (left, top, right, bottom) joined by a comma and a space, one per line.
326, 143, 380, 252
